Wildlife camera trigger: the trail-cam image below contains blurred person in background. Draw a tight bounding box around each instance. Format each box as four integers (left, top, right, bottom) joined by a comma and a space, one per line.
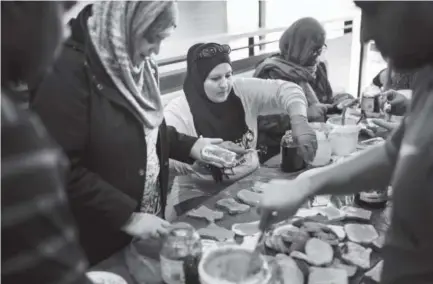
31, 1, 241, 265
1, 1, 94, 284
254, 17, 354, 163
367, 58, 418, 131
164, 42, 317, 219
260, 1, 433, 283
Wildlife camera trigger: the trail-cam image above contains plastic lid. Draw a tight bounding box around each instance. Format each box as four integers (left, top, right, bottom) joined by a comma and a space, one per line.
86, 271, 127, 284
168, 222, 196, 237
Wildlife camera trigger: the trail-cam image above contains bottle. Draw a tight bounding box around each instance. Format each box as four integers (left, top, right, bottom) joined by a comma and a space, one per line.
361, 87, 379, 114
354, 187, 389, 209
160, 223, 202, 284
280, 130, 306, 173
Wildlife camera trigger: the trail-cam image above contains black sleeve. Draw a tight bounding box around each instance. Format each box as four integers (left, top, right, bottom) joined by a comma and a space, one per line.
1, 98, 93, 284
31, 52, 137, 231
166, 125, 197, 164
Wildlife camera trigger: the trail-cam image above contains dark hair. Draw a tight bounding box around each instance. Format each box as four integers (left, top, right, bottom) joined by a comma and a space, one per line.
355, 1, 433, 69
1, 2, 74, 86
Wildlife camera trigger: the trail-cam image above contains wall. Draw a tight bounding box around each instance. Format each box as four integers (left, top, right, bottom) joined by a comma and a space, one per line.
63, 1, 229, 61
157, 1, 229, 60
63, 1, 363, 99
265, 0, 356, 28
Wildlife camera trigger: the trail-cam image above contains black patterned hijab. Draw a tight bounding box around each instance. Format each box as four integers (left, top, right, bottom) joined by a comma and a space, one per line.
183, 43, 248, 143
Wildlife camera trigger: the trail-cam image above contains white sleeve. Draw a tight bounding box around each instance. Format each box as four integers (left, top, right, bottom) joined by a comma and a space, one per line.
233, 78, 308, 117
164, 97, 195, 175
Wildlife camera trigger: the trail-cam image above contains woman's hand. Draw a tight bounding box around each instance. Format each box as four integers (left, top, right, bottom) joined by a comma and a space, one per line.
122, 213, 170, 240
307, 103, 329, 122
190, 138, 248, 167
290, 115, 318, 163
371, 119, 399, 131
382, 89, 410, 116
259, 178, 313, 226
189, 137, 223, 167
218, 141, 249, 155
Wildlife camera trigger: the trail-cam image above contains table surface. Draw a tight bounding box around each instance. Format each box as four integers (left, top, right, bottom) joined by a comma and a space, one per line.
91, 154, 392, 284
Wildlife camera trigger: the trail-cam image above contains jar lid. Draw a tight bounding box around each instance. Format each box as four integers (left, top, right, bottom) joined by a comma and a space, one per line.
281, 130, 298, 146
86, 272, 127, 284
168, 222, 196, 238
363, 88, 380, 97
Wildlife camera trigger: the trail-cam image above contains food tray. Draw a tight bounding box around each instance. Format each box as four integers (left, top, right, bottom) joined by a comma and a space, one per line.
258, 212, 384, 284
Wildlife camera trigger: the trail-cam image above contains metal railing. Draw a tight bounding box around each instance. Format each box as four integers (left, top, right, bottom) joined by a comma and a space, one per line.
158, 15, 355, 67
157, 14, 359, 95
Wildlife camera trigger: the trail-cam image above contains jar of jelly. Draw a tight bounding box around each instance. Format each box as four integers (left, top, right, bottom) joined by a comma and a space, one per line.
280, 130, 306, 173
160, 223, 202, 284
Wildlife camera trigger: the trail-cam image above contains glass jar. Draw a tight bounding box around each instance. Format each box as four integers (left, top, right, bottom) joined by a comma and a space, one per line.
355, 188, 388, 209
361, 87, 380, 114
160, 223, 202, 284
280, 130, 306, 173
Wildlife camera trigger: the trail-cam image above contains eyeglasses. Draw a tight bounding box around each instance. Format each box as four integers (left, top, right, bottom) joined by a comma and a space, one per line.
312, 44, 327, 58
196, 44, 231, 60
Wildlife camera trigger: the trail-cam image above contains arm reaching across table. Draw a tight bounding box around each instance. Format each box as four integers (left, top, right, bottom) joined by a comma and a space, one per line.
259, 121, 405, 226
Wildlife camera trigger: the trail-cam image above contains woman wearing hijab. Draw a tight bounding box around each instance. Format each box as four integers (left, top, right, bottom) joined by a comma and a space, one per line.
370, 58, 416, 113
366, 61, 417, 131
254, 17, 354, 163
30, 2, 228, 265
260, 2, 433, 282
164, 42, 317, 219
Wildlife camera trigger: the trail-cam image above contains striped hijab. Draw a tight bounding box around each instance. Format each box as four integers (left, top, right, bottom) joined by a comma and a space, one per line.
87, 1, 177, 132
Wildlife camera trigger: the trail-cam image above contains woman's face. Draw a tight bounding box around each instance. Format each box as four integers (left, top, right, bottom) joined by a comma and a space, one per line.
131, 25, 175, 65
203, 63, 233, 103
308, 43, 326, 66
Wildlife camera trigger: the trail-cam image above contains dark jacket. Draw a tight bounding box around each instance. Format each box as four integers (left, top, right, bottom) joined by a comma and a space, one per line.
31, 6, 197, 265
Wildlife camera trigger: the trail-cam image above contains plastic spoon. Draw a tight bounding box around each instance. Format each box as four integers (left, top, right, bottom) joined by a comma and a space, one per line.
244, 211, 273, 278
341, 99, 359, 126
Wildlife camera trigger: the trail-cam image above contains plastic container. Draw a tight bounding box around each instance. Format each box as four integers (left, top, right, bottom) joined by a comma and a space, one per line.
309, 123, 332, 167
326, 116, 361, 156
199, 245, 271, 284
201, 145, 237, 167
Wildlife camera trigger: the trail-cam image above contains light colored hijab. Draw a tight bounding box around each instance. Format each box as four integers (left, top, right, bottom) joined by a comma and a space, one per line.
87, 1, 177, 132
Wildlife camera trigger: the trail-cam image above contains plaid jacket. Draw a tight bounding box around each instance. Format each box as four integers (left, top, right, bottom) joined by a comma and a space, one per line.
1, 92, 92, 284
